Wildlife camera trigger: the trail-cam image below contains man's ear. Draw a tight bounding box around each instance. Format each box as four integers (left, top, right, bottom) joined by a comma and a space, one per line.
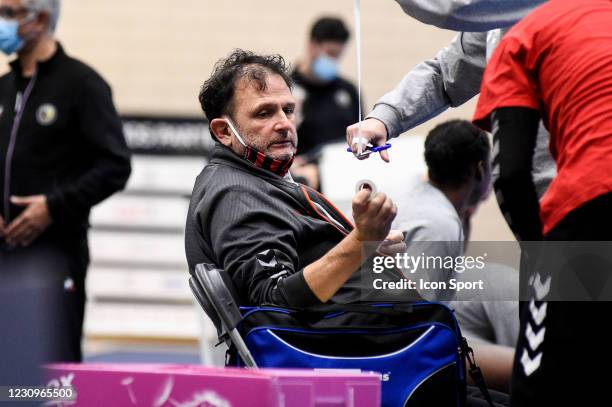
307, 40, 318, 61
210, 118, 232, 147
35, 11, 51, 34
475, 161, 484, 181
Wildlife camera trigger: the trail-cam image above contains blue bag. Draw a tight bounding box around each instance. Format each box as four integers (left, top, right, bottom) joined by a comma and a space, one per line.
189, 264, 493, 407
231, 302, 471, 407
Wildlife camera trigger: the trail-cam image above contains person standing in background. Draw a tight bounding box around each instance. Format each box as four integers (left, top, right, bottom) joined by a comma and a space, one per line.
0, 0, 131, 361
291, 17, 360, 191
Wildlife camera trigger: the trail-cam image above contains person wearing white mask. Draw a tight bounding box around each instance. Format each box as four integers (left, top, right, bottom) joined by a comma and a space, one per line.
291, 17, 361, 191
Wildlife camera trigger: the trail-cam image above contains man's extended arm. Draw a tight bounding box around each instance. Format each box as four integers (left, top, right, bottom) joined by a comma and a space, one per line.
367, 32, 487, 139
347, 32, 487, 159
380, 0, 545, 130
205, 186, 396, 307
393, 0, 545, 32
347, 0, 544, 158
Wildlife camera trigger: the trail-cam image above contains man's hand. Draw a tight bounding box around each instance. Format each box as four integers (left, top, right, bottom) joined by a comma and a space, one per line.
352, 188, 397, 243
304, 191, 397, 303
5, 195, 52, 246
346, 118, 390, 162
378, 230, 406, 256
303, 188, 398, 303
0, 214, 5, 238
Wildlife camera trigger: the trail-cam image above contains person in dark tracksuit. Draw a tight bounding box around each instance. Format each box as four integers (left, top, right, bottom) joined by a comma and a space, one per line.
0, 0, 131, 361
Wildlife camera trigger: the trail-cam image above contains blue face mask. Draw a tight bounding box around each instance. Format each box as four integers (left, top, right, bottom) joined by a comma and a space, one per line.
311, 54, 338, 82
0, 18, 24, 55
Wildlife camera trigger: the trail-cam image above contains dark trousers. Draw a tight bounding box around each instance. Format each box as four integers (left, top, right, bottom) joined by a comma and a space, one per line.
467, 386, 510, 407
0, 238, 89, 363
59, 238, 89, 362
511, 192, 612, 406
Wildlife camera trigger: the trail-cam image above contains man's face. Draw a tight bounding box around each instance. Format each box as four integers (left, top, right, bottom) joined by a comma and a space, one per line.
228, 73, 298, 161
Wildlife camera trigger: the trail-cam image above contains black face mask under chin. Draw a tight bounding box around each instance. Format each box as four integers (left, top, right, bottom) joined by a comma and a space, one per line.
225, 119, 294, 177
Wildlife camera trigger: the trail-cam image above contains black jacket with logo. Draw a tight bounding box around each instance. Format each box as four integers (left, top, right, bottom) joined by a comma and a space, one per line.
185, 144, 410, 308
0, 43, 131, 244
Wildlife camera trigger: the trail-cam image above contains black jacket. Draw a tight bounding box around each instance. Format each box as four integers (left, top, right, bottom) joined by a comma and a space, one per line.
0, 44, 131, 243
185, 144, 408, 308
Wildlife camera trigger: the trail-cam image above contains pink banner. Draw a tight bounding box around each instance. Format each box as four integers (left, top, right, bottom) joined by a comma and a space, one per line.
44, 364, 381, 406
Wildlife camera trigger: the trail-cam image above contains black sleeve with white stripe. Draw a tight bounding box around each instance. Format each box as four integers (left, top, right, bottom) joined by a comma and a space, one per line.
204, 187, 322, 308
492, 107, 543, 241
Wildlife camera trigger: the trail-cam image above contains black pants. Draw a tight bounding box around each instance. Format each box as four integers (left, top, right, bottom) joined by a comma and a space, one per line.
58, 238, 89, 362
511, 192, 612, 406
0, 238, 88, 363
467, 386, 510, 407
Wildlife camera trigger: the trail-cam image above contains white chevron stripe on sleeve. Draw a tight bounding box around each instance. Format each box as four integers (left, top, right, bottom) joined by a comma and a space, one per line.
521, 349, 543, 377
258, 257, 278, 268
525, 322, 546, 351
268, 270, 288, 280
529, 300, 548, 326
533, 273, 551, 300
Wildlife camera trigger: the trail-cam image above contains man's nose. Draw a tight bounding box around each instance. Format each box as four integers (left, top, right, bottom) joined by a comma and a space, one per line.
274, 112, 295, 135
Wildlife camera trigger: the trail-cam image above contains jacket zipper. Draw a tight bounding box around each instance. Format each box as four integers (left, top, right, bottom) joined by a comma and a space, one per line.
3, 71, 37, 223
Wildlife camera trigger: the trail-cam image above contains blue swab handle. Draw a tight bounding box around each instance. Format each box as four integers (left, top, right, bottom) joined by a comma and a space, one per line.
346, 143, 392, 153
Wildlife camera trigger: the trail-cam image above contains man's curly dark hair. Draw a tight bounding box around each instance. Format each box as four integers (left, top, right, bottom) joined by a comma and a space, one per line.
199, 49, 293, 132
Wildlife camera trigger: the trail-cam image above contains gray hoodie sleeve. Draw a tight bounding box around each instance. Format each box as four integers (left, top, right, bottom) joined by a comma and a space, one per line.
368, 32, 487, 139
393, 0, 546, 32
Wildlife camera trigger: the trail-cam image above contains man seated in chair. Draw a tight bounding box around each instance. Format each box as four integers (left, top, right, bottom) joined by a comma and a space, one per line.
185, 49, 407, 308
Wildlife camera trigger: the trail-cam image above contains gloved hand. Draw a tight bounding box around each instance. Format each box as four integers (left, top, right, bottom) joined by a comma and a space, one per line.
346, 118, 390, 162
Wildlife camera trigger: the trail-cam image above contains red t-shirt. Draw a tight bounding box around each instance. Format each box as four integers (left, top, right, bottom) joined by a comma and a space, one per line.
473, 0, 612, 234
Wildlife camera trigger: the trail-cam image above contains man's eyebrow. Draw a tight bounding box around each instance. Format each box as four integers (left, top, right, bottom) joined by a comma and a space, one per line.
251, 100, 295, 110
251, 101, 275, 111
